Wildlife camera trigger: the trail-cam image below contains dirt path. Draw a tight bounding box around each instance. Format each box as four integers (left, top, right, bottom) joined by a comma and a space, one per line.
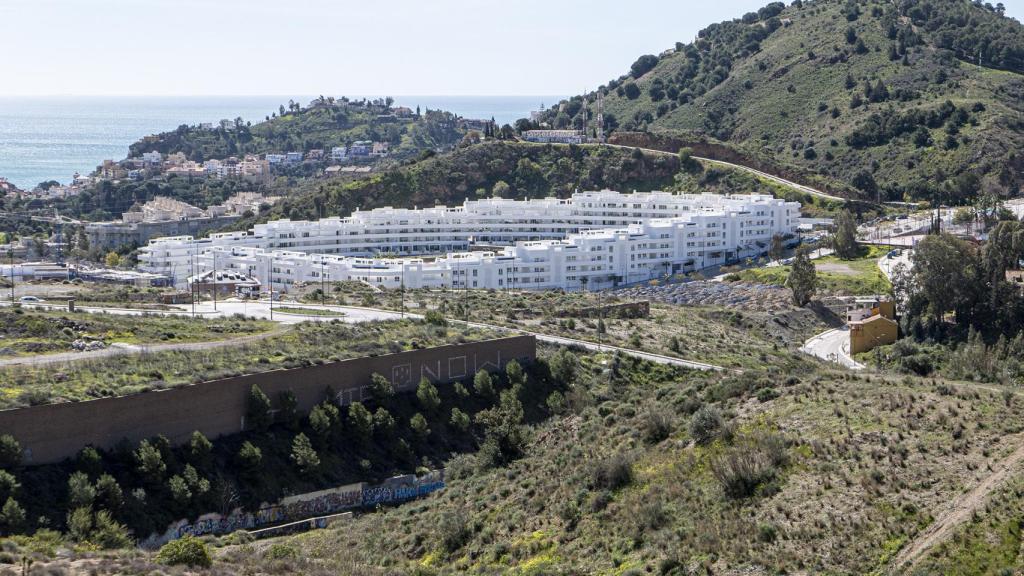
0, 325, 290, 368
887, 435, 1024, 573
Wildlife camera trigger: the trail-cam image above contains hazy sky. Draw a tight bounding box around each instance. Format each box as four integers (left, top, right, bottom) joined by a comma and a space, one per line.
2, 0, 1023, 97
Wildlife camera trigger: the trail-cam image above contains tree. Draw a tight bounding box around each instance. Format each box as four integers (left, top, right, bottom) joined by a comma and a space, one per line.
505, 360, 526, 390
246, 385, 272, 430
769, 234, 785, 263
623, 82, 641, 100
156, 535, 212, 568
290, 433, 320, 474
104, 251, 121, 267
417, 377, 441, 413
68, 471, 96, 509
910, 234, 976, 322
475, 388, 527, 466
630, 54, 659, 77
473, 370, 495, 398
678, 147, 700, 173
135, 439, 166, 483
410, 413, 431, 438
236, 441, 262, 470
373, 407, 396, 438
277, 391, 299, 430
450, 407, 471, 431
187, 431, 212, 466
0, 497, 25, 532
548, 348, 579, 385
369, 373, 394, 404
491, 180, 511, 198
95, 474, 123, 512
0, 435, 21, 470
788, 247, 818, 306
347, 402, 374, 442
832, 209, 860, 259
0, 471, 18, 503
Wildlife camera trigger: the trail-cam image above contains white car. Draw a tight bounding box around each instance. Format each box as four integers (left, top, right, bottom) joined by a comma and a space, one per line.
18, 295, 41, 302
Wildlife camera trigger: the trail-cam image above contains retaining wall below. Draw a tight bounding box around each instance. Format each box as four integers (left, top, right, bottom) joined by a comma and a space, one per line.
0, 336, 536, 464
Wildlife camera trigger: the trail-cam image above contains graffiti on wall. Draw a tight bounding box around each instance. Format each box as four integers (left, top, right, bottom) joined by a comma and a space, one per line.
154, 470, 446, 546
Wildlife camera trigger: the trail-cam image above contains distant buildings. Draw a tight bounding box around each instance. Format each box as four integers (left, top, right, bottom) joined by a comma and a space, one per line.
85, 193, 280, 250
522, 130, 585, 144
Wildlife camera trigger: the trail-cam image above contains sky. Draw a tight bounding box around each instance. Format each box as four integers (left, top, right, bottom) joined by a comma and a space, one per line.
2, 0, 1024, 97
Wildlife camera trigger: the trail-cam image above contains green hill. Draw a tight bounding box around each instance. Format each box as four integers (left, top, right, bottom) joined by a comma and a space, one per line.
537, 0, 1024, 203
127, 97, 463, 162
243, 141, 683, 224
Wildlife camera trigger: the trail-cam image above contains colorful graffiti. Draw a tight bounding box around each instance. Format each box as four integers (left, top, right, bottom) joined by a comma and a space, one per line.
151, 470, 446, 546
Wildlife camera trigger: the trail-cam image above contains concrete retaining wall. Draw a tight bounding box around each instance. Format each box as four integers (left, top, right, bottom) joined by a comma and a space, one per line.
0, 336, 536, 465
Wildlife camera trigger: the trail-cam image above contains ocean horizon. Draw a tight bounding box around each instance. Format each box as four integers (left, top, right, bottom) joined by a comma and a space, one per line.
0, 95, 565, 189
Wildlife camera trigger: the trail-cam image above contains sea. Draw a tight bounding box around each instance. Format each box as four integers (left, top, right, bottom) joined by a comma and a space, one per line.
0, 95, 564, 190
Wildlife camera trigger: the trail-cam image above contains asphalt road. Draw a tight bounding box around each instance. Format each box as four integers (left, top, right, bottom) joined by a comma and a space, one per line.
799, 327, 864, 370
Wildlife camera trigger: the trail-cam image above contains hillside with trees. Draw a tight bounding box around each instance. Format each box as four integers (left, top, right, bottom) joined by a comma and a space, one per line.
241, 141, 682, 224
534, 0, 1024, 203
127, 97, 464, 162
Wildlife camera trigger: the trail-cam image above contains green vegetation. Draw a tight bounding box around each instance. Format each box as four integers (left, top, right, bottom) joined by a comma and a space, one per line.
0, 307, 275, 358
303, 284, 830, 370
539, 0, 1024, 202
244, 141, 681, 224
734, 244, 892, 295
2, 349, 572, 551
0, 319, 496, 409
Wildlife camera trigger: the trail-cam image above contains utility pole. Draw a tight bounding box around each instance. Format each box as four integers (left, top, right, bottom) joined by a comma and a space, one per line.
400, 264, 405, 318
8, 248, 14, 302
190, 238, 196, 319
268, 253, 274, 321
596, 91, 605, 143
212, 249, 217, 312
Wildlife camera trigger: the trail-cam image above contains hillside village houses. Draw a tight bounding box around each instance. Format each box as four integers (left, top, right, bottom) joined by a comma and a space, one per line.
138, 190, 799, 290
85, 192, 280, 250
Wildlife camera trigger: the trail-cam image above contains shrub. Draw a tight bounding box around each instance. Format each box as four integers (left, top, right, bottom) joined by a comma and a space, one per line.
76, 447, 102, 476
689, 406, 724, 445
438, 510, 471, 554
643, 408, 674, 445
424, 310, 447, 326
264, 543, 298, 560
591, 453, 634, 491
95, 474, 123, 511
277, 390, 299, 429
310, 401, 340, 439
373, 407, 396, 437
712, 434, 789, 499
156, 535, 212, 568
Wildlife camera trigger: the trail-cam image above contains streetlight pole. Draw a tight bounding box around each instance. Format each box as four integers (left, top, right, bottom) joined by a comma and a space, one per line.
400, 264, 405, 318
8, 248, 14, 302
212, 250, 217, 312
268, 254, 274, 321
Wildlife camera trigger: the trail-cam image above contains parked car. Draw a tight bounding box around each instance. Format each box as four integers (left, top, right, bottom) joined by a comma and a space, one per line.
18, 295, 40, 302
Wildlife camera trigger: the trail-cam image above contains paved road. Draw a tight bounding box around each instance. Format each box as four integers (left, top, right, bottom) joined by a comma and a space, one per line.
877, 249, 912, 282
799, 327, 864, 370
459, 320, 723, 371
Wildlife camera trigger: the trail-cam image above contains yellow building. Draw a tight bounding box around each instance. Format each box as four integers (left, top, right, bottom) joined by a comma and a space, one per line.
849, 314, 898, 355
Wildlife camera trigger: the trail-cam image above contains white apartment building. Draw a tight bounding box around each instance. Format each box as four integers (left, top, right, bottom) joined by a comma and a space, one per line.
138, 190, 799, 288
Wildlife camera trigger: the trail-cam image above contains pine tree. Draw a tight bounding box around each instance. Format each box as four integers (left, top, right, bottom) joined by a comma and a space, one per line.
788, 247, 819, 306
